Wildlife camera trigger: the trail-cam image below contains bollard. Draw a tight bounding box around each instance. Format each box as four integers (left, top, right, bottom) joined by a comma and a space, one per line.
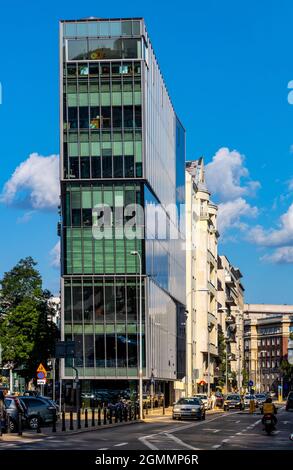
85, 408, 88, 428
52, 410, 57, 433
98, 407, 101, 426
37, 413, 41, 433
77, 410, 81, 429
61, 411, 66, 432
109, 408, 113, 425
91, 408, 95, 427
128, 405, 132, 421
18, 413, 22, 436
103, 407, 107, 425
70, 411, 74, 430
7, 414, 11, 434
163, 399, 165, 415
119, 407, 123, 423
115, 408, 118, 423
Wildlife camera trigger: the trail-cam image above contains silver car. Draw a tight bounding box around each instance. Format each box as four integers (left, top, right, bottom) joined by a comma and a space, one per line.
172, 397, 205, 420
193, 394, 210, 410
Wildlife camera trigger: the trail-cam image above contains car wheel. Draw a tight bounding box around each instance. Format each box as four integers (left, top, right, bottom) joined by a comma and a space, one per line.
28, 416, 40, 430
8, 419, 17, 433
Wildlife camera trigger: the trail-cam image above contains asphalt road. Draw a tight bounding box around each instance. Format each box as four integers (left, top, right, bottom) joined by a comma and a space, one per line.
1, 408, 293, 450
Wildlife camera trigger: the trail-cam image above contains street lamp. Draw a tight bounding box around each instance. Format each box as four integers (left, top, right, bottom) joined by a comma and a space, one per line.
130, 250, 143, 420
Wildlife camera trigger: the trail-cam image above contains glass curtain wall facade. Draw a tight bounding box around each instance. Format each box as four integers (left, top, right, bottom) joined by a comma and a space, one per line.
60, 18, 185, 393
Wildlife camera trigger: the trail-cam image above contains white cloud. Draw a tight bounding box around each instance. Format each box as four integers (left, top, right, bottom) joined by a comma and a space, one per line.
16, 210, 36, 224
217, 197, 258, 234
50, 241, 60, 269
1, 153, 59, 210
249, 202, 293, 247
261, 246, 293, 264
205, 147, 260, 202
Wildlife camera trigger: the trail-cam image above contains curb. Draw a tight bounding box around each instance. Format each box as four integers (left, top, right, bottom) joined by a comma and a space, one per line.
0, 420, 144, 441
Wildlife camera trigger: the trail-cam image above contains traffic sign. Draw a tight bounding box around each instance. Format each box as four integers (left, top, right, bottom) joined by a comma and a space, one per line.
37, 371, 45, 380
248, 380, 254, 387
37, 363, 47, 375
37, 379, 46, 385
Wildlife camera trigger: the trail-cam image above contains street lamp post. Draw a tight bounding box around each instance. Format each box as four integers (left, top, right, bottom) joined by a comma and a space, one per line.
130, 251, 143, 420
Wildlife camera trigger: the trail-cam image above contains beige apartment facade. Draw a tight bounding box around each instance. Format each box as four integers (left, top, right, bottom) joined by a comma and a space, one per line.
217, 256, 245, 392
185, 158, 219, 396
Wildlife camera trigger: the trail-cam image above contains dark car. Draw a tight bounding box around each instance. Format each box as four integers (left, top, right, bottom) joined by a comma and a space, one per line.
172, 397, 205, 421
223, 394, 245, 411
286, 391, 293, 411
4, 396, 27, 432
19, 396, 57, 429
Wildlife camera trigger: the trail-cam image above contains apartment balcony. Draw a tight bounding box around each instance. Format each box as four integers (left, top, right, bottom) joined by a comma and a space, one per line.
225, 314, 236, 324
225, 274, 235, 287
225, 295, 236, 306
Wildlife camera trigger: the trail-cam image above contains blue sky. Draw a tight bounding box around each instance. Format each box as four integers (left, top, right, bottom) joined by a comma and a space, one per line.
1, 0, 293, 303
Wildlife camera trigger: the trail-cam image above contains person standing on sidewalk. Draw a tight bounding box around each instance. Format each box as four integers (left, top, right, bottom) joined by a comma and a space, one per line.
210, 393, 216, 410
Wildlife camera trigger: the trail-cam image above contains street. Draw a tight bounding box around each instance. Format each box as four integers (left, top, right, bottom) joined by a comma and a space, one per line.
1, 407, 293, 450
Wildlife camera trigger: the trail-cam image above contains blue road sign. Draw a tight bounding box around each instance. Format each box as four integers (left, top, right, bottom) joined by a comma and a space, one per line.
248, 380, 254, 387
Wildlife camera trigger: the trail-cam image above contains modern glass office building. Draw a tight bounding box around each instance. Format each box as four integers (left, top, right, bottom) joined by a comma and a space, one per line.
60, 17, 186, 403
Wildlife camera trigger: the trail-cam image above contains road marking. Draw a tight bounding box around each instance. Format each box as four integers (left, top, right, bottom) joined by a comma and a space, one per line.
139, 411, 241, 450
98, 448, 109, 450
274, 430, 280, 434
235, 432, 242, 435
212, 444, 221, 448
222, 439, 229, 442
203, 428, 220, 433
114, 443, 128, 447
164, 433, 200, 450
282, 421, 289, 424
235, 420, 240, 423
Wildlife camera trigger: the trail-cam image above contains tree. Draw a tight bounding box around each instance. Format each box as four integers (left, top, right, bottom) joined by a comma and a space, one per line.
216, 329, 227, 388
0, 257, 59, 382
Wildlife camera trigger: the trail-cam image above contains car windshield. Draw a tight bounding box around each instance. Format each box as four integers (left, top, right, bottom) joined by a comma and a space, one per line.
195, 395, 207, 399
255, 394, 266, 398
244, 395, 255, 399
226, 395, 240, 400
176, 398, 201, 405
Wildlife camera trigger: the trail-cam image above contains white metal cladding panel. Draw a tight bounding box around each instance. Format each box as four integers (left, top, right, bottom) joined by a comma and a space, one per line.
143, 47, 177, 209
146, 278, 177, 380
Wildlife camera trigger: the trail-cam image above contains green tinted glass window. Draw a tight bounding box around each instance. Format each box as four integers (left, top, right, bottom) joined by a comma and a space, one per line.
68, 94, 77, 106
81, 142, 90, 156
79, 93, 88, 106
82, 191, 92, 208
69, 143, 79, 157
124, 141, 134, 155
91, 142, 100, 156
90, 93, 99, 106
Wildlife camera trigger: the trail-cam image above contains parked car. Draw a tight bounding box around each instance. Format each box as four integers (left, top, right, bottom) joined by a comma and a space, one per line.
4, 396, 27, 432
286, 391, 293, 411
193, 394, 210, 410
215, 392, 224, 408
172, 397, 205, 421
19, 396, 57, 430
223, 394, 245, 411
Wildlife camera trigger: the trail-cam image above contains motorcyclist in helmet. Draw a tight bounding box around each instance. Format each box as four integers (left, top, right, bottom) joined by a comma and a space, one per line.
261, 396, 277, 427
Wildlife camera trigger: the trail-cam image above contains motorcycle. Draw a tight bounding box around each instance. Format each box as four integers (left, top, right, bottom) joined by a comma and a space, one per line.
263, 413, 276, 435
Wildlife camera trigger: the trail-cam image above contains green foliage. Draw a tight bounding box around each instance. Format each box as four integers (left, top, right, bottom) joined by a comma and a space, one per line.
0, 257, 59, 381
216, 329, 227, 387
242, 368, 249, 387
280, 359, 293, 378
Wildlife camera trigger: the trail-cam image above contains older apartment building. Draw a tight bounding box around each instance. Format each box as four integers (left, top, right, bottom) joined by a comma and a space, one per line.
244, 304, 293, 394
185, 158, 219, 395
217, 256, 245, 392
